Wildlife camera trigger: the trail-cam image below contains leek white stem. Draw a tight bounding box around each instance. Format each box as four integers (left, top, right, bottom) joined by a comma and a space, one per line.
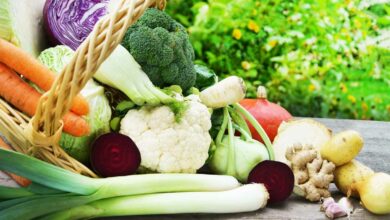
43, 184, 269, 220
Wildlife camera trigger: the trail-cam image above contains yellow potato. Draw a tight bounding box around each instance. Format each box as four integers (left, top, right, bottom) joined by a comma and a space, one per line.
355, 172, 390, 215
320, 130, 363, 166
334, 160, 374, 197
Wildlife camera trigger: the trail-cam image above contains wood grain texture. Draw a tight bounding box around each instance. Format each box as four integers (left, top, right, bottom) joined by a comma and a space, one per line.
1, 118, 389, 219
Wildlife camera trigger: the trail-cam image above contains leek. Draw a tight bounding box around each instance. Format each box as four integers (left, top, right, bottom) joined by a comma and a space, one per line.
0, 185, 34, 199
43, 184, 269, 220
0, 149, 242, 219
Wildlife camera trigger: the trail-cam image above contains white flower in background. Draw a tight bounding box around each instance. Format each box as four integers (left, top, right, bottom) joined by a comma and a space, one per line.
305, 37, 317, 46
287, 51, 299, 61
288, 31, 304, 39
264, 26, 274, 34
278, 66, 289, 76
290, 13, 302, 22
303, 4, 311, 9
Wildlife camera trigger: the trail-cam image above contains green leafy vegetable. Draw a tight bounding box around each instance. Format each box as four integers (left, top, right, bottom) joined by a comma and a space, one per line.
0, 0, 48, 57
38, 46, 112, 163
122, 8, 197, 91
194, 64, 218, 90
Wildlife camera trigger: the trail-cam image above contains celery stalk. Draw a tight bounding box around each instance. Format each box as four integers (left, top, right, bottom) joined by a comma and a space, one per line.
43, 184, 269, 220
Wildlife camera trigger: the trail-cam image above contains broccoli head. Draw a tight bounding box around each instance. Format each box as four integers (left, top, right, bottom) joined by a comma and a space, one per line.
122, 8, 196, 91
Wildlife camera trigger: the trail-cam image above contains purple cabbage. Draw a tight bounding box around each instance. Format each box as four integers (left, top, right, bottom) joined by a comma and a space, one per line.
44, 0, 110, 50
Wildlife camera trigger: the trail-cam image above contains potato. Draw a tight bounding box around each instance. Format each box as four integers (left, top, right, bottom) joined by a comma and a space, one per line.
355, 173, 390, 214
334, 160, 374, 197
320, 130, 363, 166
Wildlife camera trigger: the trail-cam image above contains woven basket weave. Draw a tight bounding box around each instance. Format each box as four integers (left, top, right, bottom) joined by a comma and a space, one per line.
0, 0, 166, 177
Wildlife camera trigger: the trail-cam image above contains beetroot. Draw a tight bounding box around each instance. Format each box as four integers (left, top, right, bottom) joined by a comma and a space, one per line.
91, 133, 141, 177
248, 160, 294, 204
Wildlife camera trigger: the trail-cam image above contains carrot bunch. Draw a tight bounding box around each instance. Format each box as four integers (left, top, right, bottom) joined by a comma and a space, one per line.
0, 39, 90, 137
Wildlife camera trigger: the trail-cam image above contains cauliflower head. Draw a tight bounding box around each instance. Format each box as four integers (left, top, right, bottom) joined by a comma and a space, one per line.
120, 96, 212, 173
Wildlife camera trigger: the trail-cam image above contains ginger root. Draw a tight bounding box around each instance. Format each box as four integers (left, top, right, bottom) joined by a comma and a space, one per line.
286, 144, 335, 202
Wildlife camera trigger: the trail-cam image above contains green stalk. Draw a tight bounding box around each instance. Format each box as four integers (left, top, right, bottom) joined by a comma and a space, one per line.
26, 183, 63, 195
216, 107, 229, 145
0, 185, 34, 199
0, 174, 241, 219
0, 149, 240, 194
0, 149, 98, 195
1, 175, 241, 219
232, 104, 275, 160
228, 107, 251, 136
0, 193, 68, 210
233, 124, 252, 141
42, 184, 269, 220
226, 109, 236, 176
0, 149, 241, 218
0, 193, 91, 219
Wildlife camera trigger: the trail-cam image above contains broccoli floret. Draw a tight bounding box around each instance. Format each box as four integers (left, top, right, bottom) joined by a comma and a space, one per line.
122, 8, 196, 91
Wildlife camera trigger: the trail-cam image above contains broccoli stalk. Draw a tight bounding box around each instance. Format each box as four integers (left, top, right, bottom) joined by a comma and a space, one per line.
94, 45, 174, 106
122, 8, 197, 91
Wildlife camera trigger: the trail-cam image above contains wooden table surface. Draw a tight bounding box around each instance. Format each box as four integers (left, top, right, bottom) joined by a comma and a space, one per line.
1, 118, 389, 220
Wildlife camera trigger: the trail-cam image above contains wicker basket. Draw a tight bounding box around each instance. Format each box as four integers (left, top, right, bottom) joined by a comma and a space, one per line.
0, 0, 166, 177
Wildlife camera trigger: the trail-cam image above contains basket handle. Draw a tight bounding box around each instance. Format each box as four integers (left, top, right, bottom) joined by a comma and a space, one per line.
24, 0, 166, 176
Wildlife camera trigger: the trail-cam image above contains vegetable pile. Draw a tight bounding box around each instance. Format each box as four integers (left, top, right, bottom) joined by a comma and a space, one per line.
0, 0, 389, 219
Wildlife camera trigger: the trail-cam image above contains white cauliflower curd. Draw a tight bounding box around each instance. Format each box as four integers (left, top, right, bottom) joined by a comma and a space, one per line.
120, 96, 212, 173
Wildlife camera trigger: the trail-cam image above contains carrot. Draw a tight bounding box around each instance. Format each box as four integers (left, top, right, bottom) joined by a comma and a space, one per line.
0, 138, 32, 187
0, 63, 90, 137
0, 38, 89, 116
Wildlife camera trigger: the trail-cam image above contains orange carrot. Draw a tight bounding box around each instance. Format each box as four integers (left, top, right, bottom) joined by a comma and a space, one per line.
0, 63, 90, 137
0, 138, 32, 187
0, 38, 89, 116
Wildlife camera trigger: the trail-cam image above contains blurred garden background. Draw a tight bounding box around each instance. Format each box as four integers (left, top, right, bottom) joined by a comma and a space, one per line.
166, 0, 390, 121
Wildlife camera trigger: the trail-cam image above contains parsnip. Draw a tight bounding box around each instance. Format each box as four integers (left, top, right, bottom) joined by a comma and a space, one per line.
200, 76, 246, 108
321, 130, 363, 166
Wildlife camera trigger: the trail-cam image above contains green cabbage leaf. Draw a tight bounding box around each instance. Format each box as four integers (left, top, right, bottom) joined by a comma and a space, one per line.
38, 46, 112, 164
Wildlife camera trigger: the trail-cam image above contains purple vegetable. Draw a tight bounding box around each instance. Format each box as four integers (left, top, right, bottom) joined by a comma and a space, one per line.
248, 160, 295, 204
44, 0, 110, 50
91, 133, 141, 177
